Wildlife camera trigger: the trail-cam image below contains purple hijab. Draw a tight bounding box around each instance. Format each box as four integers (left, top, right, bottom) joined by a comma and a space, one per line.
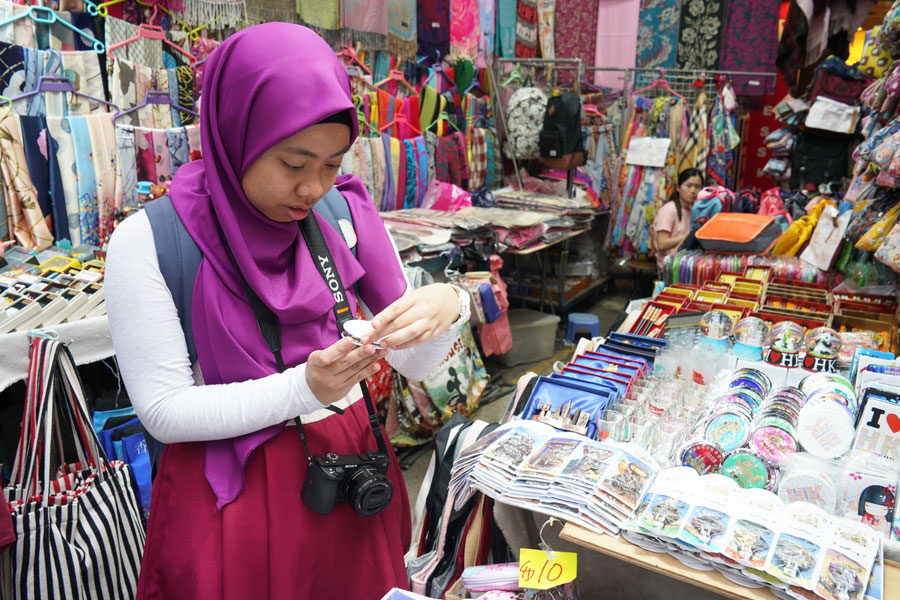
169, 23, 407, 509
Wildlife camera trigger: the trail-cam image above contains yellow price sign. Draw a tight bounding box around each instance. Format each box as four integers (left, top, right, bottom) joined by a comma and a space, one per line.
518, 548, 577, 590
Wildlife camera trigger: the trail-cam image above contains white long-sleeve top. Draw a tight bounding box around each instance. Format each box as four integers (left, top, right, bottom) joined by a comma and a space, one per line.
105, 210, 458, 444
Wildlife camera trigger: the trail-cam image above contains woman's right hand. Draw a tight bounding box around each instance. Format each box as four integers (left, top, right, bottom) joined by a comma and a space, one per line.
305, 337, 387, 405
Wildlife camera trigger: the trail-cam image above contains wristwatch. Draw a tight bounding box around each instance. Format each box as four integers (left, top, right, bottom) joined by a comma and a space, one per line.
448, 284, 471, 327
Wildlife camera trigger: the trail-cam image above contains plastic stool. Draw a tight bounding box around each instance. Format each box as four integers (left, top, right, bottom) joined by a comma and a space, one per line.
565, 313, 600, 344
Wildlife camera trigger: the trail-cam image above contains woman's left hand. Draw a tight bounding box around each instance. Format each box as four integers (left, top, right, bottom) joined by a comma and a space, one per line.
366, 283, 460, 351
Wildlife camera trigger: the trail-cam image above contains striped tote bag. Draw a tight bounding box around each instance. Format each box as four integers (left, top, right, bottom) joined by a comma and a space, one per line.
1, 338, 145, 599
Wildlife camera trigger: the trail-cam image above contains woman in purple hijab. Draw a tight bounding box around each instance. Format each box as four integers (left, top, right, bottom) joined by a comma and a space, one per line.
105, 23, 468, 599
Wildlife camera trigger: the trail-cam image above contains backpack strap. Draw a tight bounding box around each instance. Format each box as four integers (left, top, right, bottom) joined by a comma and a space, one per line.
145, 195, 203, 365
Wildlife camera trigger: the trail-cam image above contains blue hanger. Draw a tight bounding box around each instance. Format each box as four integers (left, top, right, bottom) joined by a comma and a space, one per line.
0, 5, 106, 53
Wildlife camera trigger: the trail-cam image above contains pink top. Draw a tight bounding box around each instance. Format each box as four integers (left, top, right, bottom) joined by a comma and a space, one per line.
653, 201, 692, 267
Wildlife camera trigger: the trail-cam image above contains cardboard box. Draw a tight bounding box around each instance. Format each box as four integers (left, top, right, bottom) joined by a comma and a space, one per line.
830, 314, 897, 355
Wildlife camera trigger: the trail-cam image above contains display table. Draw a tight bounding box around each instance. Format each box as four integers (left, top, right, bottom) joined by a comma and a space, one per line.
560, 523, 899, 600
0, 317, 114, 392
504, 229, 608, 314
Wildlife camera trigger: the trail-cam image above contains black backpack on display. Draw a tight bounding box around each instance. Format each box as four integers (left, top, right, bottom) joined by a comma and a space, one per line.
790, 131, 849, 188
538, 92, 585, 170
732, 187, 761, 213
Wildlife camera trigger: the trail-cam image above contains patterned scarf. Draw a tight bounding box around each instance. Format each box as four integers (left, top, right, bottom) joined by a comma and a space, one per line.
720, 0, 780, 96
341, 0, 387, 50
516, 0, 538, 58
417, 0, 450, 58
537, 0, 555, 59
554, 0, 599, 83
0, 109, 53, 250
497, 0, 518, 57
450, 0, 479, 60
179, 0, 247, 29
479, 0, 496, 59
679, 91, 708, 173
387, 0, 417, 60
676, 0, 728, 70
297, 0, 341, 45
636, 0, 681, 70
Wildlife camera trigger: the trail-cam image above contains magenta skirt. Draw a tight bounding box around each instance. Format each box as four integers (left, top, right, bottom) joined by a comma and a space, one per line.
136, 400, 411, 600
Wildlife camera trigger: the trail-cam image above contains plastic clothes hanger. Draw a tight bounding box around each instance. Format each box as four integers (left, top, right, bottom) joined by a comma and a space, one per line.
113, 90, 197, 123
501, 63, 522, 88
346, 66, 375, 91
9, 75, 120, 111
94, 0, 128, 17
378, 112, 421, 136
336, 45, 372, 76
631, 72, 684, 100
0, 94, 11, 108
0, 5, 106, 52
375, 69, 416, 95
106, 5, 195, 65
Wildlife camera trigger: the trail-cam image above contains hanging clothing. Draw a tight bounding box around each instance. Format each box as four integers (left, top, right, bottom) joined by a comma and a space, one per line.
593, 0, 639, 89
497, 0, 518, 57
536, 0, 555, 59
342, 0, 388, 49
479, 0, 496, 60
450, 0, 480, 60
554, 0, 599, 84
679, 91, 709, 173
417, 0, 450, 58
0, 108, 52, 250
515, 0, 538, 58
115, 124, 138, 208
675, 0, 728, 71
720, 0, 780, 96
386, 0, 417, 60
635, 0, 681, 70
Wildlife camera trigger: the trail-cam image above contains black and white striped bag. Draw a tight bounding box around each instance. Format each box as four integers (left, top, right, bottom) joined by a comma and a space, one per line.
1, 338, 145, 599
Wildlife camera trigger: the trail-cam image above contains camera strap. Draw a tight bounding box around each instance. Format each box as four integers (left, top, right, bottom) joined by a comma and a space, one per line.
230, 214, 390, 463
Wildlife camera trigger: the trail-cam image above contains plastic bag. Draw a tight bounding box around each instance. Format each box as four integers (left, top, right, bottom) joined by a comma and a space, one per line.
420, 179, 472, 212
855, 200, 900, 251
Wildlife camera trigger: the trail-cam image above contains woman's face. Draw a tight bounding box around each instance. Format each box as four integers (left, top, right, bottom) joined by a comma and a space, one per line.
678, 176, 703, 209
865, 502, 889, 517
241, 122, 351, 222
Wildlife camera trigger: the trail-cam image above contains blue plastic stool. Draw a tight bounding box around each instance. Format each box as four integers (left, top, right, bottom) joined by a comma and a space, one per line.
565, 313, 600, 344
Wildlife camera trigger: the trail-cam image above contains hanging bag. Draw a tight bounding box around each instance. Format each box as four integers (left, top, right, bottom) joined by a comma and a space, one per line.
1, 338, 145, 600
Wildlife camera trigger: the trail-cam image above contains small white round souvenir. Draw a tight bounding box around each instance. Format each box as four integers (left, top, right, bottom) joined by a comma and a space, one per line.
342, 319, 382, 347
776, 470, 838, 513
796, 397, 855, 459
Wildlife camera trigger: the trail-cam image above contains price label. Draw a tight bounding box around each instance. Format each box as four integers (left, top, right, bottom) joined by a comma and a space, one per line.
518, 548, 577, 590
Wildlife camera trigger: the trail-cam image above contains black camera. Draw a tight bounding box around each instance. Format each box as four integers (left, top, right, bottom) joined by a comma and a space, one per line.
302, 450, 394, 516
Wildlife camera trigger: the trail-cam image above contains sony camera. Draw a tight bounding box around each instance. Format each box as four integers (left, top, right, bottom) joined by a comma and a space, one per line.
302, 450, 394, 516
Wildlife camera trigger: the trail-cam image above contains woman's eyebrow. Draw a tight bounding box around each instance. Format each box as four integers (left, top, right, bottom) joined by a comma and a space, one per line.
282, 145, 351, 158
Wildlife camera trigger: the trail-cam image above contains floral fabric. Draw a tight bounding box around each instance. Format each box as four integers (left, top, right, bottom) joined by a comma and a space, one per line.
516, 0, 538, 58
720, 0, 779, 96
636, 0, 681, 70
0, 108, 52, 250
502, 86, 547, 159
676, 0, 728, 71
450, 0, 479, 60
554, 0, 599, 83
537, 0, 555, 59
874, 220, 900, 273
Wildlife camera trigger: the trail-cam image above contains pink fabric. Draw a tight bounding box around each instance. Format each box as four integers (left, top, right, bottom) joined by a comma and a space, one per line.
593, 0, 640, 89
450, 0, 480, 59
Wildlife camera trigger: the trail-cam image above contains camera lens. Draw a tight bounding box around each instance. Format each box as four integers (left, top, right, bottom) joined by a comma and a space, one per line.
345, 466, 393, 517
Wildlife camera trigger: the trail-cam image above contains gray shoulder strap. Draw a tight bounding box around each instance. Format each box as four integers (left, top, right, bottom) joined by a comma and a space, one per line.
144, 195, 202, 364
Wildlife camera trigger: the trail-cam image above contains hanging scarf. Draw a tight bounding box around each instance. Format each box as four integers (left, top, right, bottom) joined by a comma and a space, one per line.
720, 0, 780, 96
516, 0, 538, 58
0, 109, 52, 250
479, 0, 496, 60
153, 129, 172, 185
387, 0, 417, 60
134, 127, 157, 185
45, 116, 81, 244
417, 0, 450, 58
84, 115, 120, 245
636, 0, 681, 70
554, 0, 600, 83
450, 0, 480, 61
115, 124, 138, 208
69, 116, 99, 246
180, 0, 247, 29
676, 0, 728, 70
497, 0, 517, 57
342, 0, 388, 49
536, 0, 555, 59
